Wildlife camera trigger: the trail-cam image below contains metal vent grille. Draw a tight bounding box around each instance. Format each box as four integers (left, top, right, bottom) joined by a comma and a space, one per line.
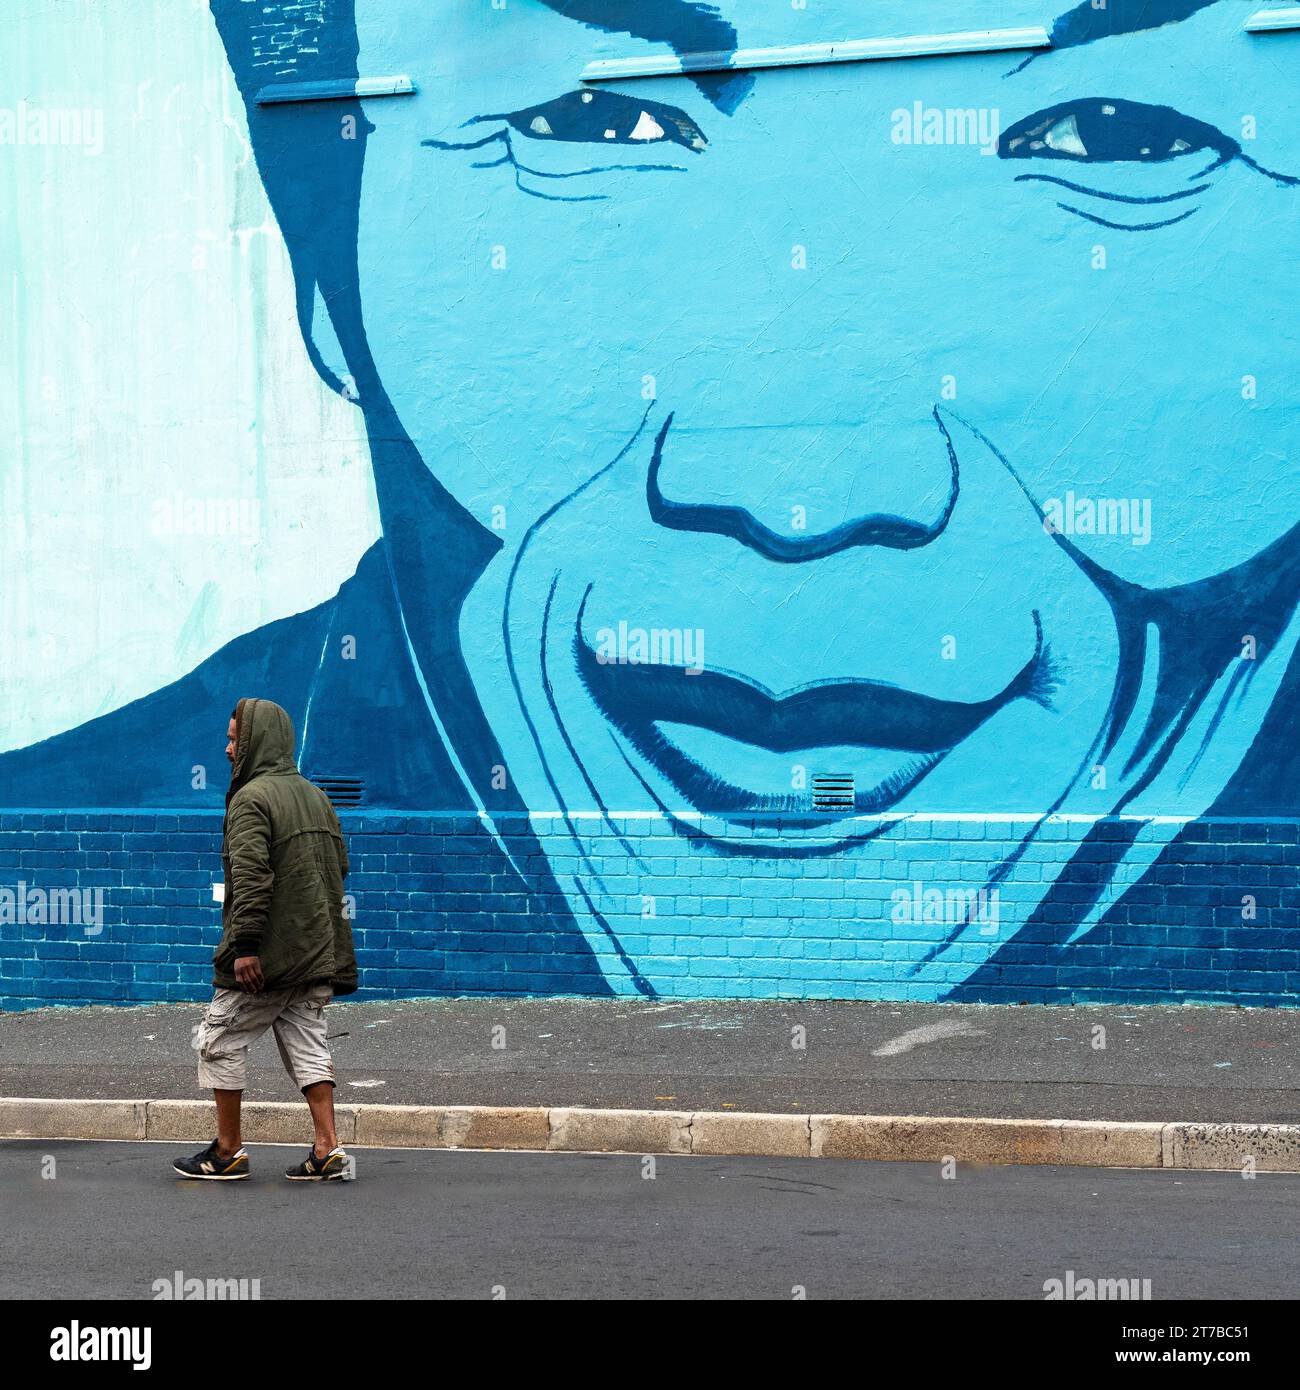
812, 773, 855, 812
309, 775, 365, 809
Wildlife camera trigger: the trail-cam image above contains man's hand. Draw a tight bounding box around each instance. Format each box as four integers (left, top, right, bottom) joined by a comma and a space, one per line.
234, 955, 264, 993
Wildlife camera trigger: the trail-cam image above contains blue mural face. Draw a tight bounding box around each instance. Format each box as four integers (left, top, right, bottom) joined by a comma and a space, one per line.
0, 0, 1266, 1001
281, 0, 1295, 994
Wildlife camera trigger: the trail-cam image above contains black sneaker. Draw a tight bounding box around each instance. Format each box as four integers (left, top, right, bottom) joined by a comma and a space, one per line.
172, 1139, 250, 1180
284, 1145, 350, 1181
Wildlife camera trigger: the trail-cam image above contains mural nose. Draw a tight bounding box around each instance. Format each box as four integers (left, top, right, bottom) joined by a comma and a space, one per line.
645, 408, 960, 563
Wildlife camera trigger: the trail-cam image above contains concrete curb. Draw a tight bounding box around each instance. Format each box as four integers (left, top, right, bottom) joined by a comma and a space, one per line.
1, 1098, 1297, 1171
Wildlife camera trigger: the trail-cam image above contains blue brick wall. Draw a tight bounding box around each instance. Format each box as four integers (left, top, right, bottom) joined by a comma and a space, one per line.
2, 810, 1299, 1009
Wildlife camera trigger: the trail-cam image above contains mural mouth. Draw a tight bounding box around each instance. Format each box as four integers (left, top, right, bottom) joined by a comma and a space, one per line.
571, 589, 1053, 817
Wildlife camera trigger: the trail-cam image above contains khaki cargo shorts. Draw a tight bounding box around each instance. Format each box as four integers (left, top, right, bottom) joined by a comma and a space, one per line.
196, 981, 335, 1092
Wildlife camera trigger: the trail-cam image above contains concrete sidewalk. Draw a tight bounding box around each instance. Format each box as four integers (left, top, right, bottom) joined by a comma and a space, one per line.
1, 995, 1298, 1123
3, 997, 1299, 1170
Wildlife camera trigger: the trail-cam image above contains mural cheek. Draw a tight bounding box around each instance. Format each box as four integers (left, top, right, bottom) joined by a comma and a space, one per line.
979, 154, 1300, 587
357, 147, 642, 521
987, 344, 1298, 589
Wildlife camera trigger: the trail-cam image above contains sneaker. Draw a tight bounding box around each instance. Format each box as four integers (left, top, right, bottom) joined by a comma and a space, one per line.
172, 1139, 250, 1180
284, 1145, 350, 1181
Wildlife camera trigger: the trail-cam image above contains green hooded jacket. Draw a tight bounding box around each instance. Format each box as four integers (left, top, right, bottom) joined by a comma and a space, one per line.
213, 697, 357, 995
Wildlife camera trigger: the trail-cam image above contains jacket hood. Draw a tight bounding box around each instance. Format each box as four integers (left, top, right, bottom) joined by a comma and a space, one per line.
229, 697, 298, 798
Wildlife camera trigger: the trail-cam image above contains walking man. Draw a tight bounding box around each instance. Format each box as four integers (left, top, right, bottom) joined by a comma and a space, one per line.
174, 697, 357, 1181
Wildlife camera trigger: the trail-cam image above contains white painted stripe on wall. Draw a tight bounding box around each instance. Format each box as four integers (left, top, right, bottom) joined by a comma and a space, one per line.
580, 27, 1051, 83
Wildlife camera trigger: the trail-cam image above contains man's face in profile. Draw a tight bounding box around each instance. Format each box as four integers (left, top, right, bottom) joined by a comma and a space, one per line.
340, 0, 1300, 993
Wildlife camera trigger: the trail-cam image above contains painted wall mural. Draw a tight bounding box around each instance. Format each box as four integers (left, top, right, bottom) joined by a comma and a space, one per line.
4, 0, 1300, 1005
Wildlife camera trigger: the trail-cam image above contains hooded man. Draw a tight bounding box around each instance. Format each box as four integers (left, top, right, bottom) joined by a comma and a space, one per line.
173, 697, 357, 1182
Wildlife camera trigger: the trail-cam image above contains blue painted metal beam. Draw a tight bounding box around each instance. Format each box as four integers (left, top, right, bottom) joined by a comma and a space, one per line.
1245, 7, 1300, 30
579, 27, 1051, 83
254, 75, 416, 106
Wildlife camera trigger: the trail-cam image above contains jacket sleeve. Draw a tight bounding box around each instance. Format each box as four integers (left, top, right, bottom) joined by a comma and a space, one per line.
226, 792, 275, 956
329, 804, 349, 880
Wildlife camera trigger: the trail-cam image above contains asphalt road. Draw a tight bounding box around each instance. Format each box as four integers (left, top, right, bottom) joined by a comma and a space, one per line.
3, 1140, 1297, 1300
4, 996, 1299, 1122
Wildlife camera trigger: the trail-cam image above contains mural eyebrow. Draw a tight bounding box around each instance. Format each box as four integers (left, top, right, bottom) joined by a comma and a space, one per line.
1009, 0, 1229, 72
536, 0, 753, 111
1049, 0, 1227, 50
537, 0, 735, 53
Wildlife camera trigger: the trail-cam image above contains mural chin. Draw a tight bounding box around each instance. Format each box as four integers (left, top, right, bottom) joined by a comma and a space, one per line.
612, 726, 952, 822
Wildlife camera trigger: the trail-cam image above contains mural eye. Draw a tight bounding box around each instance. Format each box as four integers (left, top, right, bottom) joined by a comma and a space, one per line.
998, 98, 1236, 166
478, 90, 707, 152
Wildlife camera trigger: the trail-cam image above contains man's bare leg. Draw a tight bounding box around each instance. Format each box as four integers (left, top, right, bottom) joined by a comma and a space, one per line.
303, 1081, 338, 1159
214, 1089, 243, 1157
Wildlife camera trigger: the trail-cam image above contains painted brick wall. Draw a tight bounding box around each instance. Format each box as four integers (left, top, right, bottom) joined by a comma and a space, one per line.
2, 812, 1298, 1010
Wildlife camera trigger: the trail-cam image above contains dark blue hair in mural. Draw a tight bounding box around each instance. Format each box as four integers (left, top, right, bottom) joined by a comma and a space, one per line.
209, 0, 369, 401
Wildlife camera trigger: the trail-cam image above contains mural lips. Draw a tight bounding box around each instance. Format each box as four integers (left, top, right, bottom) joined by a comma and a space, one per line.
571, 591, 1054, 817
